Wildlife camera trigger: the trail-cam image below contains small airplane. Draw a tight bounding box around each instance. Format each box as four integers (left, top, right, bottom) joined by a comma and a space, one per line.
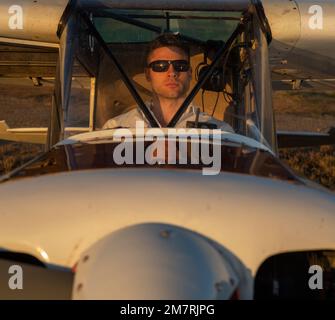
0, 0, 335, 300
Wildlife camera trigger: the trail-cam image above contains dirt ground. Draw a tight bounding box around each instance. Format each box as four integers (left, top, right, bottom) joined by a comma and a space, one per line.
273, 91, 335, 133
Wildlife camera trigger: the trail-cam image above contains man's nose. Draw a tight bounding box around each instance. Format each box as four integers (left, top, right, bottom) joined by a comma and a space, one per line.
167, 64, 178, 77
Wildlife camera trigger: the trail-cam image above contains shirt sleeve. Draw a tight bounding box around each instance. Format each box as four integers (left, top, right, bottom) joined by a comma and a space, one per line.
102, 109, 141, 129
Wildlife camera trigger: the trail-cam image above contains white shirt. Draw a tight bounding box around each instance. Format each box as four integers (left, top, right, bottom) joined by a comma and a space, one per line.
103, 103, 234, 132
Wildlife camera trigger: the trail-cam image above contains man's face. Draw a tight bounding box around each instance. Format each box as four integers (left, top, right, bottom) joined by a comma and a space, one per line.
145, 46, 192, 100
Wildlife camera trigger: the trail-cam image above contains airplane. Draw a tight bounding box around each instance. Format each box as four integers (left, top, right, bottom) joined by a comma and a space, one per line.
0, 0, 335, 300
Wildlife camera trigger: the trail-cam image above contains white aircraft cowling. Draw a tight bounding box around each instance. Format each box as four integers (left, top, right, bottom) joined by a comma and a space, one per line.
72, 223, 244, 300
0, 169, 334, 281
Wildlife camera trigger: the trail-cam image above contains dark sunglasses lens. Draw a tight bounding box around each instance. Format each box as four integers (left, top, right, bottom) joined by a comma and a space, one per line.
173, 61, 189, 72
149, 60, 190, 72
151, 61, 169, 72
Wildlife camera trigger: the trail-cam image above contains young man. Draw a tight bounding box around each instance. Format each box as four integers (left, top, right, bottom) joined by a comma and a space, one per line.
103, 33, 233, 131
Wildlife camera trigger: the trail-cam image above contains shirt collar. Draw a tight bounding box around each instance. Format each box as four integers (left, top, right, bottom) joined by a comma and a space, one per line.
137, 101, 195, 127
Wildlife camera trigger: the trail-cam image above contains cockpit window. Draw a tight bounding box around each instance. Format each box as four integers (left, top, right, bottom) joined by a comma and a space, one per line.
84, 9, 244, 131
255, 250, 335, 300
60, 6, 276, 150
94, 10, 241, 43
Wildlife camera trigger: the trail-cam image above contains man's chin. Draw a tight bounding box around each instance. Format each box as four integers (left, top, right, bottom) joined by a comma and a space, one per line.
160, 90, 184, 99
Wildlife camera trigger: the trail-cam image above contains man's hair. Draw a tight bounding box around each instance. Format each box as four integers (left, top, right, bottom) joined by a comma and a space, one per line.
146, 33, 190, 63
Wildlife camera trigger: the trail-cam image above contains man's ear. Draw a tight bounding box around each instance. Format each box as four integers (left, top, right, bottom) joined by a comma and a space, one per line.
145, 68, 151, 82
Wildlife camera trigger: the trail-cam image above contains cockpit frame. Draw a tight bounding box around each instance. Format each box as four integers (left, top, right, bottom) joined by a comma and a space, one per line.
51, 0, 276, 152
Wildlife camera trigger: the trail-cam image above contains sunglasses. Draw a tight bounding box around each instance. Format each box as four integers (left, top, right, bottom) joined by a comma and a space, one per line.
147, 60, 190, 72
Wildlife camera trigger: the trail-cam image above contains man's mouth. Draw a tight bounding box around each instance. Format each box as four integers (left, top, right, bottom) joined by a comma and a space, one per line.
166, 82, 179, 88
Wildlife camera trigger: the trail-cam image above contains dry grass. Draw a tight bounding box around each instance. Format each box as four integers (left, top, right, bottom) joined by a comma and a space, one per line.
280, 145, 335, 191
0, 142, 43, 174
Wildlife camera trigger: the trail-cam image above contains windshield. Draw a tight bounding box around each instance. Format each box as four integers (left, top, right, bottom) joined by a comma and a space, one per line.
61, 7, 275, 149
95, 10, 240, 43
89, 9, 242, 129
